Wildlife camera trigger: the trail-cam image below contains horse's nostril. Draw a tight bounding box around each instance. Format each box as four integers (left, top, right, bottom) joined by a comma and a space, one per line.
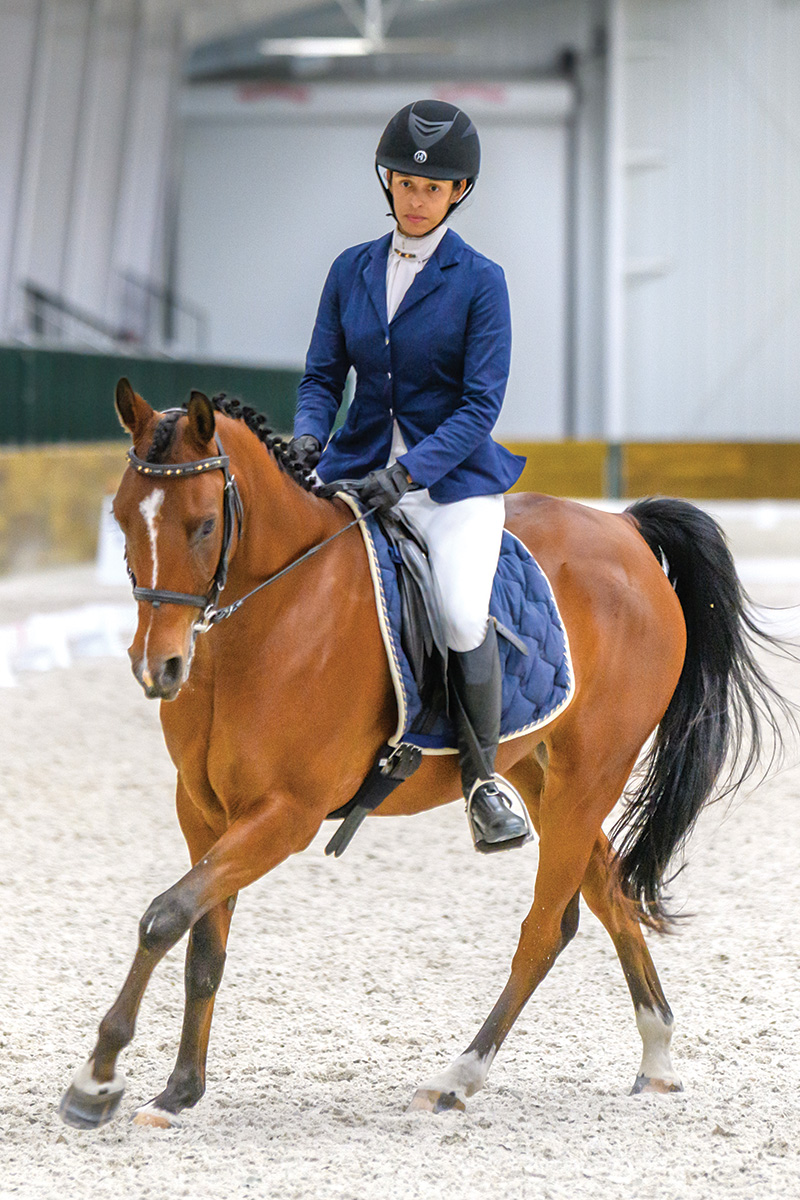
161, 656, 184, 690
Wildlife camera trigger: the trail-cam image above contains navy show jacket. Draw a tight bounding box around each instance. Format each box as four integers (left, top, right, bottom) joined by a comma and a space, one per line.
294, 228, 525, 503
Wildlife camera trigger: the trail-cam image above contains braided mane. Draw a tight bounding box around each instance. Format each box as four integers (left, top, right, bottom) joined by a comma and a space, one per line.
145, 393, 314, 491
211, 393, 314, 490
146, 410, 183, 464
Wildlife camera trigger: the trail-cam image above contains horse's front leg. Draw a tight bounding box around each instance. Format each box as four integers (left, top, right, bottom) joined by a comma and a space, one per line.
408, 754, 634, 1113
132, 785, 235, 1127
59, 794, 319, 1129
132, 897, 236, 1127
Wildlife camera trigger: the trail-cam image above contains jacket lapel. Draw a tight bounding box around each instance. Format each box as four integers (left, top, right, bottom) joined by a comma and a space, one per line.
362, 233, 392, 331
391, 227, 464, 323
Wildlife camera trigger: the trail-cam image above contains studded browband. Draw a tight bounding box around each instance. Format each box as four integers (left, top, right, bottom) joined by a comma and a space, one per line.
126, 447, 230, 478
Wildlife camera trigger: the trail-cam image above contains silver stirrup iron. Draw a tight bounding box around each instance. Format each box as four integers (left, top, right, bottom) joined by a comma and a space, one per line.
465, 774, 533, 850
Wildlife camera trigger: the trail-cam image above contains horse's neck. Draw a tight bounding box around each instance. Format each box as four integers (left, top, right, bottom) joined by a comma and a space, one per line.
230, 437, 341, 589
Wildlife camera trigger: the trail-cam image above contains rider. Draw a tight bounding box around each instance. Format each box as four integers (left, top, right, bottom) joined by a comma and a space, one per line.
289, 99, 529, 853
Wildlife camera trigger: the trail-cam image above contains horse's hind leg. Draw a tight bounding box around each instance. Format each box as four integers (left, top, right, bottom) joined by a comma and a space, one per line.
408, 747, 632, 1113
581, 833, 682, 1094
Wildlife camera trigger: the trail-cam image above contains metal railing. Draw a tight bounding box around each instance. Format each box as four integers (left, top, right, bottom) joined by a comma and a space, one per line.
117, 270, 208, 353
21, 276, 208, 355
23, 282, 135, 350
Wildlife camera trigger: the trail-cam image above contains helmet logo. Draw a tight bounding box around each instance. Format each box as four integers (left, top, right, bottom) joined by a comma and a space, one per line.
414, 149, 428, 164
408, 109, 456, 149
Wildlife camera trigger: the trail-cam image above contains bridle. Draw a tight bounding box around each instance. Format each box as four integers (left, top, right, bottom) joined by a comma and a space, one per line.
126, 425, 379, 632
126, 434, 244, 630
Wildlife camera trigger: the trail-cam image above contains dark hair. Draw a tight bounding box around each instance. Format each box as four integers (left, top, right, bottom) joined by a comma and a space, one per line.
384, 169, 467, 208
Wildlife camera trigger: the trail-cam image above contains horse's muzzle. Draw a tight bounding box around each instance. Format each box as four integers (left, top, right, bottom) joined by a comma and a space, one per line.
133, 654, 186, 701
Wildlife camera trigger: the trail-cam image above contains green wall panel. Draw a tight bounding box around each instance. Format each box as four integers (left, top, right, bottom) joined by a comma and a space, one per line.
0, 345, 302, 445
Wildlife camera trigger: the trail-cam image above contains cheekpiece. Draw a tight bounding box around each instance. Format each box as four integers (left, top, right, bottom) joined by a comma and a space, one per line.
124, 432, 242, 624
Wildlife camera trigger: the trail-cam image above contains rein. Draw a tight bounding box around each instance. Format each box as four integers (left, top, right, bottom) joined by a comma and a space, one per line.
127, 435, 374, 631
202, 504, 376, 628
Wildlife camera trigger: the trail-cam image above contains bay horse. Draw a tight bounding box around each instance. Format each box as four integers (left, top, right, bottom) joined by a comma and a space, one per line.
60, 379, 791, 1129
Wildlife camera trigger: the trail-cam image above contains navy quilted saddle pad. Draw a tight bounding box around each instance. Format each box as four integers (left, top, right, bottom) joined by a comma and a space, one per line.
348, 501, 575, 753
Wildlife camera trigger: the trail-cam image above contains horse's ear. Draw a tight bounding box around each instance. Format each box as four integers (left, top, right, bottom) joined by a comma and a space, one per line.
115, 377, 152, 438
187, 390, 216, 447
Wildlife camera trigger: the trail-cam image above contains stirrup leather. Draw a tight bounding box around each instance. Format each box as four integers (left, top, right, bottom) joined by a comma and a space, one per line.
465, 774, 532, 855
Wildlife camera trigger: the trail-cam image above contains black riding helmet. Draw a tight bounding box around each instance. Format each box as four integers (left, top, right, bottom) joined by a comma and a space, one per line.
375, 99, 480, 218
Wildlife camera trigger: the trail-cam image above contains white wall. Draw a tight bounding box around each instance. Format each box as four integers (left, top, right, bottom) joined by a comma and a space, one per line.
0, 0, 45, 327
177, 82, 574, 438
614, 0, 800, 438
0, 0, 183, 342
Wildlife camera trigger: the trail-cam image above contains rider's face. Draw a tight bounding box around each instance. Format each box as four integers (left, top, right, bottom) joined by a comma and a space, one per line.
388, 173, 466, 238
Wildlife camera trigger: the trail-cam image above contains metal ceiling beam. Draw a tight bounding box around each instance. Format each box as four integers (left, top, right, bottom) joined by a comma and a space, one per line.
335, 0, 406, 41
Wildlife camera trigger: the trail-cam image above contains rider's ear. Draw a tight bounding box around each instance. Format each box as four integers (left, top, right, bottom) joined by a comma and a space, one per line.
187, 390, 216, 447
115, 377, 153, 439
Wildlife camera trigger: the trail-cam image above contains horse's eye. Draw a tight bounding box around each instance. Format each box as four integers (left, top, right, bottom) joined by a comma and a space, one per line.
198, 518, 216, 539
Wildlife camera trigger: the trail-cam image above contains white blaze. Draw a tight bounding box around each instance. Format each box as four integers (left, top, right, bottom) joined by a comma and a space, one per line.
139, 488, 165, 588
138, 488, 165, 676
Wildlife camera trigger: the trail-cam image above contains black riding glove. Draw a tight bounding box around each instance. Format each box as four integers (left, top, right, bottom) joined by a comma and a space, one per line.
286, 434, 321, 472
357, 461, 416, 512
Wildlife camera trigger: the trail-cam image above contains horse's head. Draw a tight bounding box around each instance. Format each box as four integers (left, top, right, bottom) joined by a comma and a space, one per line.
113, 378, 237, 700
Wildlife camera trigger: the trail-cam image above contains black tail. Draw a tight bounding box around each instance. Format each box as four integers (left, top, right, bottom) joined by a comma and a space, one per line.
612, 497, 796, 928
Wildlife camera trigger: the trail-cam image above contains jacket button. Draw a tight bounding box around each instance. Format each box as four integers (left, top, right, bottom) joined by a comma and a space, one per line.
387, 371, 392, 379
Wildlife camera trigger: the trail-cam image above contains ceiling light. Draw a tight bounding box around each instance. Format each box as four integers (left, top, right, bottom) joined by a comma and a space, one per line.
259, 38, 371, 57
258, 37, 452, 58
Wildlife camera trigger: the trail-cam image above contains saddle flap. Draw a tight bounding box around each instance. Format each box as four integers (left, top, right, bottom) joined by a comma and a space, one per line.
396, 538, 450, 663
376, 511, 451, 698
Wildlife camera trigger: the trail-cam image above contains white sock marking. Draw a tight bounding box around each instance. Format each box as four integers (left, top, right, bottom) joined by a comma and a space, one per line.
133, 1100, 181, 1127
71, 1057, 125, 1098
416, 1047, 497, 1103
635, 1006, 680, 1084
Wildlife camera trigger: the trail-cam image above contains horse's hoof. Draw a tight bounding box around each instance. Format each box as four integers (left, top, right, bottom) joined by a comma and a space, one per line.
631, 1074, 684, 1095
132, 1101, 181, 1129
407, 1088, 466, 1114
59, 1064, 126, 1130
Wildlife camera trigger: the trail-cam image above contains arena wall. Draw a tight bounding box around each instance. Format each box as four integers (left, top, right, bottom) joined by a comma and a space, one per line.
3, 439, 799, 575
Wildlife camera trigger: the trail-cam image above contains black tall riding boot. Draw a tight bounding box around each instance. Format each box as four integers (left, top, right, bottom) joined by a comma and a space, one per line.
450, 622, 530, 853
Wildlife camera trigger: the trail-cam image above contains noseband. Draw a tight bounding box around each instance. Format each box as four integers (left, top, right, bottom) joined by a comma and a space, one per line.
126, 434, 244, 629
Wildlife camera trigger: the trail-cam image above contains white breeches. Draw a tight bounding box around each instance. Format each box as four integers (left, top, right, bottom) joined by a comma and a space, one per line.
388, 423, 504, 653
395, 487, 505, 652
